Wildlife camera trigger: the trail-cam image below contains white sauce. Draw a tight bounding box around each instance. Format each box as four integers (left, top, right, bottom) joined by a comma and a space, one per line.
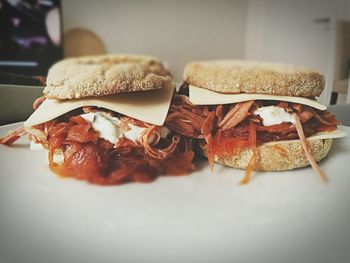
80, 111, 169, 144
81, 112, 122, 144
79, 112, 95, 123
254, 106, 295, 126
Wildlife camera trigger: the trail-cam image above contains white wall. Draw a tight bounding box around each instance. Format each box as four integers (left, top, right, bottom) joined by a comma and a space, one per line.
245, 0, 340, 104
245, 0, 337, 72
339, 0, 350, 20
62, 0, 248, 81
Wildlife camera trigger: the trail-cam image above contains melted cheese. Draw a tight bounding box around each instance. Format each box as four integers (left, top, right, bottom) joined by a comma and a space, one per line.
265, 127, 347, 146
24, 84, 174, 127
189, 85, 326, 110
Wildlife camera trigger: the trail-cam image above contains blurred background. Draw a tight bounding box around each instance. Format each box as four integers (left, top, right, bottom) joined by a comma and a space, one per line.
0, 0, 350, 124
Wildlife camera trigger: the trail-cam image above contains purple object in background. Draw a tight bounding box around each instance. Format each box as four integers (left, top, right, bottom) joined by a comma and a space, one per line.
0, 0, 63, 77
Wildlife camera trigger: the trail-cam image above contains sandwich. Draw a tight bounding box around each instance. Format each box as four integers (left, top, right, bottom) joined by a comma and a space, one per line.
165, 60, 346, 183
0, 54, 195, 185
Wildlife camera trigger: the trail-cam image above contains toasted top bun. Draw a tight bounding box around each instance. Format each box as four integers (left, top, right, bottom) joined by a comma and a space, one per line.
184, 60, 324, 98
44, 54, 172, 99
214, 138, 332, 172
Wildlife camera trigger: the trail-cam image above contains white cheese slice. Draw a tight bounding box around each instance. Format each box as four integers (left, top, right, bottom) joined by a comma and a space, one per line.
24, 84, 174, 127
265, 127, 347, 146
189, 85, 326, 110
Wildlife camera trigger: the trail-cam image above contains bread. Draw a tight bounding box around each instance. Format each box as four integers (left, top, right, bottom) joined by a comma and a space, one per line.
184, 60, 324, 98
44, 54, 172, 99
213, 138, 332, 171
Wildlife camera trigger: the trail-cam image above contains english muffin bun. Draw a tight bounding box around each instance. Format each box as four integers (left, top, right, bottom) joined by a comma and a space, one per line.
44, 54, 172, 99
212, 138, 332, 171
184, 60, 324, 98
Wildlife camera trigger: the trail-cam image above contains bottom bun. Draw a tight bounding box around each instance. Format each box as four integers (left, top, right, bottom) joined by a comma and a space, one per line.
214, 138, 333, 171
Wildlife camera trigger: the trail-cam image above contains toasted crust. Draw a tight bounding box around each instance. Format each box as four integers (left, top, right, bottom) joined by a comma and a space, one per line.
214, 138, 332, 171
184, 60, 324, 98
44, 54, 172, 99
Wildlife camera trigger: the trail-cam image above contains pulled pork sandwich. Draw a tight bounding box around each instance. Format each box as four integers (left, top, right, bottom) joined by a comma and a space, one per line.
0, 54, 194, 185
166, 60, 345, 184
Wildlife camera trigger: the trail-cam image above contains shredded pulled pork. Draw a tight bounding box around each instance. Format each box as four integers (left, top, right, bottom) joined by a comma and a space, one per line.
33, 96, 46, 110
239, 122, 258, 185
44, 112, 194, 184
0, 94, 47, 145
136, 124, 181, 160
0, 125, 27, 145
218, 101, 255, 131
166, 95, 206, 139
292, 113, 328, 183
165, 94, 339, 183
1, 107, 195, 185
